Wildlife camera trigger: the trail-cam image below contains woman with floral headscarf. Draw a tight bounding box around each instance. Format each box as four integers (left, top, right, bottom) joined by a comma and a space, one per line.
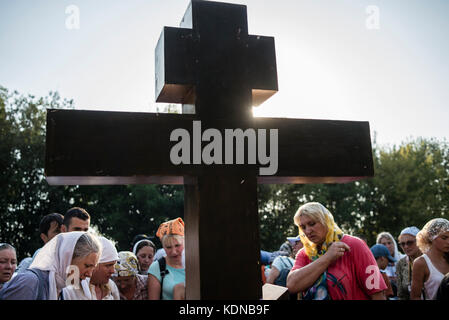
287, 202, 387, 300
411, 218, 449, 300
112, 251, 149, 300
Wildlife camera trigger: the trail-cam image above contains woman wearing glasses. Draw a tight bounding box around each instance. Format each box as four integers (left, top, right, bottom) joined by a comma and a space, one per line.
395, 227, 422, 300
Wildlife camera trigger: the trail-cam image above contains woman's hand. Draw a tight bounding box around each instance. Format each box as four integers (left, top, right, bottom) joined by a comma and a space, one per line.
324, 242, 351, 264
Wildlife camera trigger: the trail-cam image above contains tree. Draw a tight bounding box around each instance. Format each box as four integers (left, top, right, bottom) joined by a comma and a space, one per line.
362, 138, 449, 243
2, 85, 448, 260
257, 138, 449, 249
0, 86, 184, 261
0, 86, 75, 259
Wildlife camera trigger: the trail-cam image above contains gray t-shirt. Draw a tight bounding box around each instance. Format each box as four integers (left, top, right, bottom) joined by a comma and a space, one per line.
272, 256, 294, 272
0, 269, 49, 300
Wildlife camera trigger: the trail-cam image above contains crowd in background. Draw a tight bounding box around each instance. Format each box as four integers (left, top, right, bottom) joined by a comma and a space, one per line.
0, 207, 185, 300
1, 203, 449, 300
261, 202, 449, 300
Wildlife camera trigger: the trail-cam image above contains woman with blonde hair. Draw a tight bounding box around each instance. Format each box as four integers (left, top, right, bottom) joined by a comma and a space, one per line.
148, 217, 186, 300
287, 202, 386, 300
376, 231, 405, 298
410, 218, 449, 300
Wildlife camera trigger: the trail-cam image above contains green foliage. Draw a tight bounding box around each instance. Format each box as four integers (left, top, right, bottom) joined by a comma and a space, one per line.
0, 87, 75, 259
71, 184, 183, 251
258, 138, 449, 251
366, 138, 449, 243
0, 87, 184, 261
2, 86, 448, 260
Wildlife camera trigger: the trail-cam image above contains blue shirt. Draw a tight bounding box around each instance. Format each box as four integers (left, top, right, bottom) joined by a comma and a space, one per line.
148, 260, 185, 300
0, 269, 49, 300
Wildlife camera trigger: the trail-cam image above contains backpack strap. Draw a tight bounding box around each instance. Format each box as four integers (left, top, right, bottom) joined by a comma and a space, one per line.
286, 257, 294, 268
28, 268, 45, 300
158, 257, 169, 300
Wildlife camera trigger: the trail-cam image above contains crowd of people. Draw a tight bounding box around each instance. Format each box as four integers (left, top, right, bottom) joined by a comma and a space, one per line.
0, 207, 186, 300
260, 202, 449, 300
1, 202, 449, 300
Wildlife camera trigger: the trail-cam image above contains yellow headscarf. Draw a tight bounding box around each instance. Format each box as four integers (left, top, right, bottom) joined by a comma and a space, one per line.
296, 203, 344, 261
114, 251, 139, 277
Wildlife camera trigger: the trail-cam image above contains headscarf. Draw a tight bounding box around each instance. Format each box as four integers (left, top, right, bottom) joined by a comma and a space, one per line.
424, 218, 449, 241
376, 232, 404, 262
98, 237, 119, 264
294, 203, 343, 300
71, 237, 117, 300
29, 232, 87, 300
0, 243, 15, 252
132, 239, 156, 256
156, 217, 185, 241
417, 218, 449, 253
295, 203, 344, 261
114, 251, 139, 277
400, 226, 420, 237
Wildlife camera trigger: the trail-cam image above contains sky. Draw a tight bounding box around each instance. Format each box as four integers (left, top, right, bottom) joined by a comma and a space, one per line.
0, 0, 448, 148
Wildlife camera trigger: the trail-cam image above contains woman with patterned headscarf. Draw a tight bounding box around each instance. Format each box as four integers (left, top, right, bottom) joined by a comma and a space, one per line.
287, 202, 387, 300
148, 217, 186, 300
410, 218, 449, 300
112, 251, 149, 300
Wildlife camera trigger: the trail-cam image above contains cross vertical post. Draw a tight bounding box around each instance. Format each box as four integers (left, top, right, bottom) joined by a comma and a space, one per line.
45, 0, 374, 300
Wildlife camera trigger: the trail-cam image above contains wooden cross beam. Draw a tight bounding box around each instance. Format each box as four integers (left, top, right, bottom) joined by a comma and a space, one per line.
45, 0, 373, 299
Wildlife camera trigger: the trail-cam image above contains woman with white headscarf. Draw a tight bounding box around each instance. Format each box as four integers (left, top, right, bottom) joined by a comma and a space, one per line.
133, 239, 157, 275
62, 236, 119, 300
376, 232, 405, 272
395, 226, 422, 300
0, 232, 101, 300
411, 218, 449, 300
376, 231, 405, 298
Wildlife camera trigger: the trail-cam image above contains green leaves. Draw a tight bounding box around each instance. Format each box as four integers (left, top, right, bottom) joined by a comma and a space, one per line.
1, 85, 448, 260
258, 138, 449, 251
0, 86, 184, 260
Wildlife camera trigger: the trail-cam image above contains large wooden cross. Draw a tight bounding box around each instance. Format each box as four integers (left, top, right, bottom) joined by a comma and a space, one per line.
45, 0, 373, 299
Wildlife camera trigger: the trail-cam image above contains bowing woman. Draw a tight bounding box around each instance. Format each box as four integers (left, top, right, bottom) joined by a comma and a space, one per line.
0, 232, 101, 300
287, 202, 387, 300
112, 251, 149, 300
